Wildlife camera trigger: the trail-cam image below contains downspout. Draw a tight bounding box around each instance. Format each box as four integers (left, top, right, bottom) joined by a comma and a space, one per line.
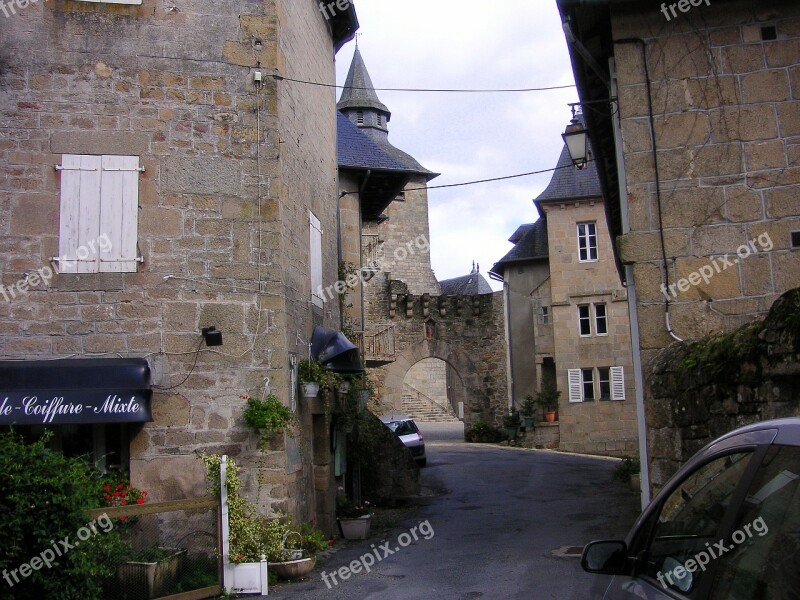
609, 57, 650, 508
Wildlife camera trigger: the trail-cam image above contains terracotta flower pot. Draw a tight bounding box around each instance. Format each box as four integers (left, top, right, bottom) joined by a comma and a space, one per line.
545, 411, 556, 423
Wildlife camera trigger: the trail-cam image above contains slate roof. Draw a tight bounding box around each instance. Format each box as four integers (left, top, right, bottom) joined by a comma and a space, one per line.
536, 116, 603, 203
490, 218, 549, 277
337, 112, 411, 172
439, 271, 494, 296
337, 47, 391, 116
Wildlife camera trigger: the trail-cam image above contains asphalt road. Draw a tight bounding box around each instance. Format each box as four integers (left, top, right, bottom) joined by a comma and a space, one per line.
266, 422, 641, 599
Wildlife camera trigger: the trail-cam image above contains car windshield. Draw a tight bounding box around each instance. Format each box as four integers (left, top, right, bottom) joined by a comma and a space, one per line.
387, 420, 418, 435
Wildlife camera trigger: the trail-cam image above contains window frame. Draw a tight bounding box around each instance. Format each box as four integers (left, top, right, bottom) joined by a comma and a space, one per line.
578, 304, 592, 337
595, 303, 608, 336
598, 367, 611, 400
577, 221, 599, 262
541, 306, 550, 325
568, 366, 625, 402
581, 368, 595, 401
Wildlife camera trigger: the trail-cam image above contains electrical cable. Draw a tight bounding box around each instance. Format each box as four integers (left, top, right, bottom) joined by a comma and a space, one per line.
271, 73, 575, 94
153, 338, 204, 391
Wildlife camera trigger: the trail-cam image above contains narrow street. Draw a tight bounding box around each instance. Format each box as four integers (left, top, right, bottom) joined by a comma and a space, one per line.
267, 423, 641, 599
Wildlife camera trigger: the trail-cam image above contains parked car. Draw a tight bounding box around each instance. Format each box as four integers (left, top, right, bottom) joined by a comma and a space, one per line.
380, 416, 426, 467
581, 417, 800, 599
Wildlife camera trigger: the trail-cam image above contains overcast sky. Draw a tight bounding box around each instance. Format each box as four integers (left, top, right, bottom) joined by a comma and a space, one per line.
335, 0, 577, 290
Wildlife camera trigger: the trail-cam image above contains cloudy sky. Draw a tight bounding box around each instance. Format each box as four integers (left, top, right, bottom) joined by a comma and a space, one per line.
334, 0, 578, 290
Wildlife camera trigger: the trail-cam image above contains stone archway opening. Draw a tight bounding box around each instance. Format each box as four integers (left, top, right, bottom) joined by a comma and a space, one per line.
401, 357, 461, 422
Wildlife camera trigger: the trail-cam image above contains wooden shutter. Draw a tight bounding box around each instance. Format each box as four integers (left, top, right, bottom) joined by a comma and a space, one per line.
611, 367, 625, 401
310, 212, 323, 308
59, 154, 102, 273
568, 369, 583, 403
100, 155, 140, 272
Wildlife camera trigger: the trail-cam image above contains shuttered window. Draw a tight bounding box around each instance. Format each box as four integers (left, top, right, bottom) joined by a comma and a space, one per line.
568, 369, 582, 403
568, 366, 625, 402
310, 212, 323, 308
58, 154, 141, 273
610, 366, 625, 401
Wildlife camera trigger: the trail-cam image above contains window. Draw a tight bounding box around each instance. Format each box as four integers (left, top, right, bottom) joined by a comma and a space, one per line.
595, 303, 608, 335
791, 231, 800, 249
568, 367, 625, 402
709, 446, 800, 600
541, 306, 550, 325
577, 222, 598, 262
598, 367, 611, 399
310, 212, 323, 308
377, 114, 383, 127
578, 304, 592, 336
356, 111, 364, 125
581, 368, 595, 401
58, 154, 141, 273
641, 452, 754, 595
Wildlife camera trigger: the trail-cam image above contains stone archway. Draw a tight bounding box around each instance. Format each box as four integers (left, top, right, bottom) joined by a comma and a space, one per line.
380, 339, 491, 428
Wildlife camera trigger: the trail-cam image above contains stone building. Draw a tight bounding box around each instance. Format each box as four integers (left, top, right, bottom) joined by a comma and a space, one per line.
557, 0, 800, 498
491, 135, 638, 457
336, 48, 510, 429
0, 0, 358, 534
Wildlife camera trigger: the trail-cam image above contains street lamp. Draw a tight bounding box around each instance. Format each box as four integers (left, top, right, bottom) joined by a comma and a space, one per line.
562, 116, 589, 170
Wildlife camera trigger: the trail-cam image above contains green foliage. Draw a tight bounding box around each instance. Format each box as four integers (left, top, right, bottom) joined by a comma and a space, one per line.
465, 420, 505, 443
502, 411, 521, 428
675, 322, 764, 387
614, 456, 641, 482
175, 554, 218, 592
535, 381, 561, 411
521, 394, 537, 417
0, 430, 130, 599
242, 394, 294, 443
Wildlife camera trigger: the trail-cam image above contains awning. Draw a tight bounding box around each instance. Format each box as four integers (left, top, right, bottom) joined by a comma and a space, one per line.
310, 326, 365, 373
0, 358, 153, 426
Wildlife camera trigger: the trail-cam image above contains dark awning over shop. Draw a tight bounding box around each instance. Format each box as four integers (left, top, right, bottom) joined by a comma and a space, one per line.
0, 358, 153, 426
310, 326, 365, 373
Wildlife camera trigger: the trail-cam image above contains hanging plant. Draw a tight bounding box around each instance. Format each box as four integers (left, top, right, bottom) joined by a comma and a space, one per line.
242, 393, 294, 443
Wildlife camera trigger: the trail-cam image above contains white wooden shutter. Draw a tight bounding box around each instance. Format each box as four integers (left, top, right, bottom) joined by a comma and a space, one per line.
611, 366, 626, 401
59, 154, 102, 273
310, 212, 323, 308
568, 369, 583, 403
100, 155, 140, 272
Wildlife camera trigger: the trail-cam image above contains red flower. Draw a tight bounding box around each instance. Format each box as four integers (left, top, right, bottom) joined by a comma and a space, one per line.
121, 490, 127, 497
120, 499, 128, 505
103, 485, 111, 492
105, 494, 111, 501
119, 516, 128, 522
113, 491, 120, 497
136, 498, 145, 505
117, 483, 124, 490
142, 491, 148, 497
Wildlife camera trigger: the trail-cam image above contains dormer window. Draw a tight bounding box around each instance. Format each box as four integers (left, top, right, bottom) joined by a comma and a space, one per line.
377, 114, 383, 127
356, 111, 364, 125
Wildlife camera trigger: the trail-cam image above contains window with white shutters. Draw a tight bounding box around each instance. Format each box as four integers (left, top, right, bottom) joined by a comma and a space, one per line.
310, 212, 323, 308
57, 154, 142, 274
610, 366, 625, 401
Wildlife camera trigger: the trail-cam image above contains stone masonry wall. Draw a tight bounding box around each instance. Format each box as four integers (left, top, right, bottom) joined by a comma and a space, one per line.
404, 357, 450, 411
0, 0, 343, 529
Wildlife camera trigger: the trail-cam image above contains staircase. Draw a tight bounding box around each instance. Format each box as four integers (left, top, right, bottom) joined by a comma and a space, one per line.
401, 384, 461, 423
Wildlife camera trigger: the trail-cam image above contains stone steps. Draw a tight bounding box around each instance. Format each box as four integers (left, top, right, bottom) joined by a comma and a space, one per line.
401, 392, 461, 423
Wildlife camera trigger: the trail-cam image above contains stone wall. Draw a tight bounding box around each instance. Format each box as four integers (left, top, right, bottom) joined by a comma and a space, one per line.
0, 0, 343, 531
404, 357, 449, 410
647, 288, 800, 494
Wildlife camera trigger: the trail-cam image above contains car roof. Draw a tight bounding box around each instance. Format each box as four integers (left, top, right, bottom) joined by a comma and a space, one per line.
379, 415, 413, 423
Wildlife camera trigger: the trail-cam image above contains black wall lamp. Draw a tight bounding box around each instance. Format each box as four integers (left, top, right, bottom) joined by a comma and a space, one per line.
562, 100, 616, 170
202, 326, 223, 347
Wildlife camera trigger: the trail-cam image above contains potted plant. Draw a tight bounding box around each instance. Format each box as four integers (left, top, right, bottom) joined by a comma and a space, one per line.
521, 394, 537, 428
536, 381, 561, 423
117, 546, 188, 600
335, 486, 372, 539
502, 411, 521, 440
242, 393, 294, 445
298, 359, 325, 398
351, 374, 374, 410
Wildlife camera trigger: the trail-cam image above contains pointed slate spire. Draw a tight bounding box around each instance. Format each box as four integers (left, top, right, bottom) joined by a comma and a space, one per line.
337, 46, 391, 118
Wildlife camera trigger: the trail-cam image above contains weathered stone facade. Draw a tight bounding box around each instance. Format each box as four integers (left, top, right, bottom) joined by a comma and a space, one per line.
0, 0, 355, 534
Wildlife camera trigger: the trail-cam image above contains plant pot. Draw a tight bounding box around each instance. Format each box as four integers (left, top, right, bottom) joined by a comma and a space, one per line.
544, 411, 556, 423
268, 556, 316, 580
117, 548, 187, 600
338, 515, 371, 539
301, 382, 320, 398
504, 426, 517, 439
337, 381, 351, 395
523, 416, 535, 428
357, 389, 370, 409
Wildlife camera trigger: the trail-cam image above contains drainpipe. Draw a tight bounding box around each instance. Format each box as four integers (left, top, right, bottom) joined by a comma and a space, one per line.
502, 280, 514, 412
609, 58, 650, 508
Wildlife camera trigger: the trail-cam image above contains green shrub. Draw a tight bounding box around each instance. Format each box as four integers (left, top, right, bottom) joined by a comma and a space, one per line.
614, 456, 641, 482
465, 420, 505, 443
0, 430, 128, 599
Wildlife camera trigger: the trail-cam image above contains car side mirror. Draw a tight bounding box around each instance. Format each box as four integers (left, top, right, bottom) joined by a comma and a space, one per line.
581, 540, 628, 575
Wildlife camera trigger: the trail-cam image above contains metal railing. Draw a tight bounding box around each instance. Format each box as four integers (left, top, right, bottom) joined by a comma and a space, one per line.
354, 324, 396, 362
361, 234, 383, 271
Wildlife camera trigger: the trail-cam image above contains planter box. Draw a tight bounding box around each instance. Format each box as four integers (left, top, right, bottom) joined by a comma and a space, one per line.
338, 515, 371, 540
301, 382, 320, 398
117, 548, 186, 600
268, 556, 316, 580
